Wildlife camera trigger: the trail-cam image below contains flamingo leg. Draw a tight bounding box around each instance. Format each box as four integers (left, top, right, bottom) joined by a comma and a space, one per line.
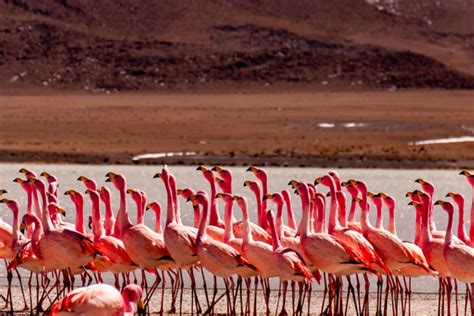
200, 267, 210, 308
279, 280, 288, 316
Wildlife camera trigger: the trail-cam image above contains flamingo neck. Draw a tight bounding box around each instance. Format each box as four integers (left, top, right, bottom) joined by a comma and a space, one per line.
30, 216, 44, 259
427, 196, 437, 232
348, 197, 357, 222
275, 200, 284, 238
11, 208, 20, 249
252, 186, 264, 228
154, 208, 162, 234
374, 201, 383, 229
421, 202, 432, 243
32, 189, 41, 219
75, 199, 85, 234
118, 187, 132, 235
387, 202, 397, 235
444, 210, 454, 249
456, 199, 468, 243
327, 180, 339, 233
169, 177, 181, 224
240, 202, 252, 244
299, 188, 310, 238
104, 197, 114, 235
135, 196, 144, 225
38, 188, 54, 232
193, 205, 201, 228
282, 191, 296, 229
91, 197, 104, 239
223, 201, 234, 242
337, 193, 347, 227
196, 198, 209, 247
470, 187, 474, 244
121, 293, 135, 316
414, 211, 421, 246
359, 187, 370, 232
164, 177, 176, 226
25, 188, 34, 238
208, 179, 220, 226
267, 213, 281, 251
261, 178, 269, 222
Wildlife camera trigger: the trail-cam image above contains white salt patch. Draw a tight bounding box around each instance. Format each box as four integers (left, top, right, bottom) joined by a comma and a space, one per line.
318, 123, 335, 128
410, 136, 474, 146
343, 123, 366, 128
132, 152, 197, 161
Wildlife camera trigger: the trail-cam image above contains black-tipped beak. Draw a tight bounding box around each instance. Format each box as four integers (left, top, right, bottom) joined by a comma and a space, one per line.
196, 166, 203, 171
153, 173, 161, 179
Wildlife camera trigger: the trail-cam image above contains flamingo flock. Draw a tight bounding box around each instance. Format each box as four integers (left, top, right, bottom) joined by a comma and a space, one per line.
0, 166, 473, 315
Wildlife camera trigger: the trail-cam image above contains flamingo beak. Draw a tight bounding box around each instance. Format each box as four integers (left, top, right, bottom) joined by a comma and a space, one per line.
40, 172, 48, 177
0, 189, 7, 195
88, 216, 93, 230
0, 198, 9, 203
58, 208, 66, 217
288, 180, 298, 188
243, 181, 252, 187
314, 177, 322, 185
146, 203, 153, 211
262, 194, 272, 201
232, 195, 240, 201
325, 192, 331, 197
434, 200, 442, 206
460, 170, 471, 176
20, 221, 26, 234
153, 172, 161, 179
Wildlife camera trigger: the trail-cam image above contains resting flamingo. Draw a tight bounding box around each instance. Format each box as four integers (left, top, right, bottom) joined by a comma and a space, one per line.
49, 283, 143, 316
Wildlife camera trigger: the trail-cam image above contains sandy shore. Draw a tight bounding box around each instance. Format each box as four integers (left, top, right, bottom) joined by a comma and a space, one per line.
0, 285, 465, 315
1, 90, 474, 168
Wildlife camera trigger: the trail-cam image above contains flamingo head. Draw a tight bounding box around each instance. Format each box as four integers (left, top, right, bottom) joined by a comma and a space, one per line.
64, 189, 84, 205
232, 195, 247, 210
263, 192, 284, 205
215, 177, 227, 191
146, 201, 161, 214
84, 189, 100, 203
105, 172, 126, 190
246, 166, 268, 183
197, 166, 215, 183
40, 171, 58, 184
97, 186, 111, 203
46, 192, 58, 204
0, 198, 20, 214
187, 192, 209, 207
414, 178, 435, 197
348, 179, 368, 195
368, 192, 383, 207
379, 192, 395, 208
19, 168, 37, 179
243, 180, 260, 194
177, 188, 195, 200
77, 175, 97, 190
434, 200, 454, 215
126, 188, 141, 204
47, 203, 66, 217
13, 177, 32, 192
341, 181, 359, 198
408, 200, 423, 214
294, 182, 310, 198
215, 192, 233, 204
121, 284, 143, 313
212, 166, 232, 183
445, 192, 464, 207
460, 170, 474, 186
28, 176, 46, 193
314, 175, 336, 189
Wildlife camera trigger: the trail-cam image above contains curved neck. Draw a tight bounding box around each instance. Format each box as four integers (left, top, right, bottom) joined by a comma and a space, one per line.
30, 217, 44, 259
193, 205, 201, 228
223, 201, 234, 242
252, 187, 264, 228
11, 209, 20, 249
32, 189, 42, 219
121, 294, 135, 316
25, 188, 34, 238
196, 199, 209, 247
275, 201, 284, 238
427, 196, 437, 232
414, 211, 421, 246
169, 177, 180, 224
74, 199, 85, 234
153, 208, 162, 234
359, 187, 370, 232
135, 196, 144, 225
421, 202, 432, 243
387, 203, 396, 235
337, 194, 347, 227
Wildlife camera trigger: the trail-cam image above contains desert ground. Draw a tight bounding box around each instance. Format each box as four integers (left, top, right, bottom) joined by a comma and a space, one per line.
0, 90, 473, 168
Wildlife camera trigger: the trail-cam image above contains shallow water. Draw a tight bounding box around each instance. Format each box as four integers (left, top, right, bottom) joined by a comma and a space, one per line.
0, 163, 472, 293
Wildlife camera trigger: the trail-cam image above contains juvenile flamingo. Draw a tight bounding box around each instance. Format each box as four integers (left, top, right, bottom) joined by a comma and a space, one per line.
49, 283, 143, 316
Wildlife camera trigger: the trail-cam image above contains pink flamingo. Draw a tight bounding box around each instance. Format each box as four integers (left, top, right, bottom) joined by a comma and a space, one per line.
459, 170, 474, 245
240, 180, 272, 243
368, 192, 384, 229
49, 283, 143, 316
263, 192, 296, 237
436, 200, 474, 316
342, 181, 363, 233
176, 188, 201, 228
265, 210, 312, 315
64, 190, 87, 235
247, 166, 270, 230
77, 175, 98, 191
196, 166, 224, 228
281, 189, 297, 230
146, 201, 163, 234
446, 192, 470, 245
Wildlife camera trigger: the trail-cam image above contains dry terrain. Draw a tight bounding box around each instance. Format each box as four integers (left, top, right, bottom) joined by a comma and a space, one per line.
1, 91, 473, 168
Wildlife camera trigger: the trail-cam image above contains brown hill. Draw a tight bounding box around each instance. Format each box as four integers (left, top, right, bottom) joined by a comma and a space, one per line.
1, 0, 473, 92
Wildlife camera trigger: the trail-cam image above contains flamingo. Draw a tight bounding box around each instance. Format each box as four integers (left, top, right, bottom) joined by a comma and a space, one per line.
435, 199, 474, 316
96, 186, 116, 237
212, 166, 233, 194
146, 201, 163, 234
49, 283, 143, 316
342, 181, 363, 233
446, 192, 470, 245
64, 190, 87, 235
240, 180, 272, 243
460, 170, 474, 245
196, 166, 224, 228
40, 172, 59, 198
246, 166, 270, 230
